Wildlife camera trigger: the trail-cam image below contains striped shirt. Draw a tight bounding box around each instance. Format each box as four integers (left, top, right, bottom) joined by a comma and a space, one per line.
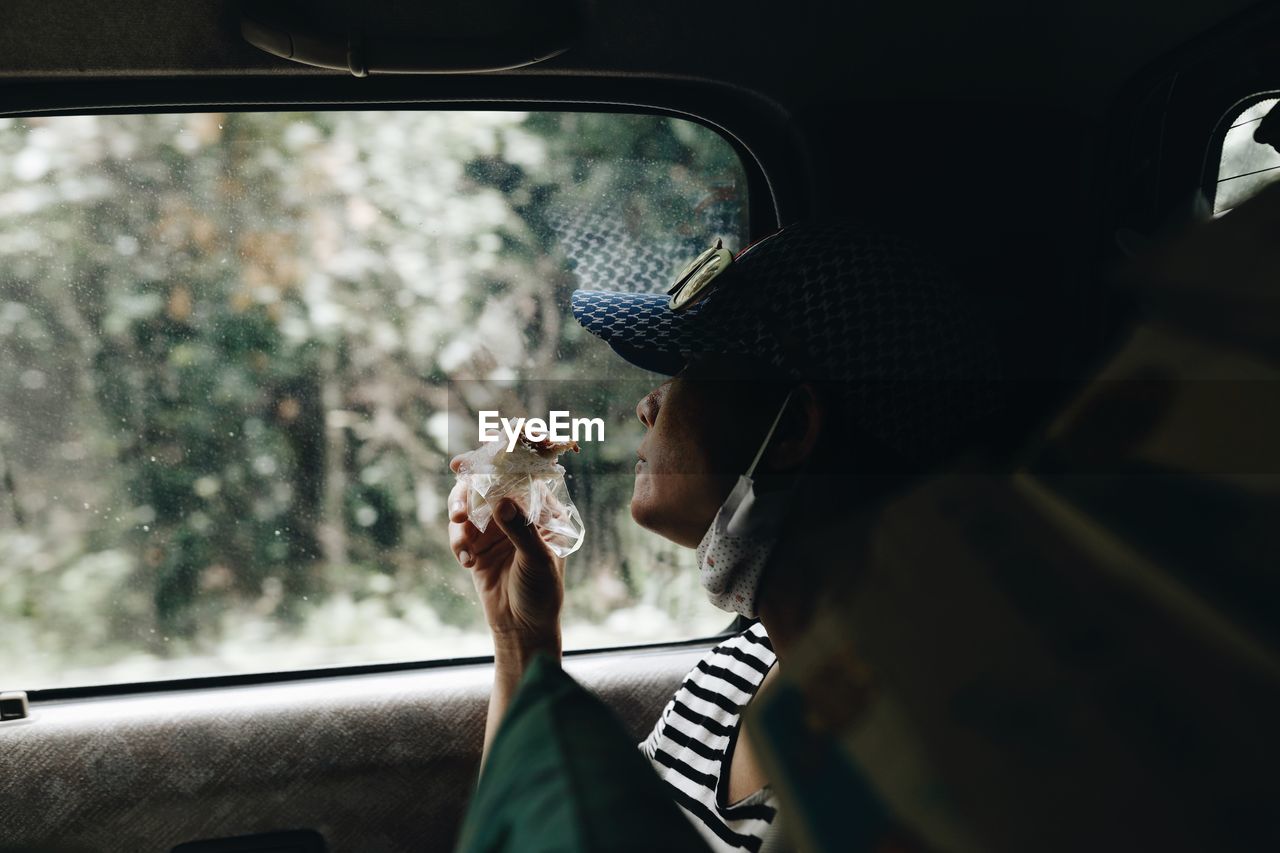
640, 621, 779, 852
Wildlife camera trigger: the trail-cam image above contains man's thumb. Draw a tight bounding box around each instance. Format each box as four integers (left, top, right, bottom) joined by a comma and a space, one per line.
491, 499, 551, 560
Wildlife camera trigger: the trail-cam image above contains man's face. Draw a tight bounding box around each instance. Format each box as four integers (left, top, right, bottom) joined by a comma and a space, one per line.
631, 360, 782, 548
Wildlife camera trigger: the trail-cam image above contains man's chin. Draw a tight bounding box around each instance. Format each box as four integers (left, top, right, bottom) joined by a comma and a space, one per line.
629, 495, 665, 537
630, 497, 702, 549
629, 493, 654, 530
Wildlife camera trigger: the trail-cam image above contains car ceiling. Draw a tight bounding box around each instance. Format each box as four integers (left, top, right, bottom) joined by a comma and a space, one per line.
0, 0, 1265, 113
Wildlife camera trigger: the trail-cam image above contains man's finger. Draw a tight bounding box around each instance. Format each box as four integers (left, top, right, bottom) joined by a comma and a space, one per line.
450, 517, 510, 564
448, 481, 469, 522
490, 498, 553, 563
449, 519, 479, 565
450, 517, 494, 562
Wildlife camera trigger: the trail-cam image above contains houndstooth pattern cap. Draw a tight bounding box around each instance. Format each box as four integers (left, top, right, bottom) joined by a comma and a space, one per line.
571, 220, 1002, 464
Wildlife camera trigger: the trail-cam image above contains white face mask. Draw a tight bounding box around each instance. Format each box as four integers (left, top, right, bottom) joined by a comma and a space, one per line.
696, 391, 795, 618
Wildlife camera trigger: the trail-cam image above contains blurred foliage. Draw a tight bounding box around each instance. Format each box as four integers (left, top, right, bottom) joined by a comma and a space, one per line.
0, 110, 746, 688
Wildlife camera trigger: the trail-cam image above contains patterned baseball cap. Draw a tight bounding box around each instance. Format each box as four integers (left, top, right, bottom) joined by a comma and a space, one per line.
570, 220, 1003, 465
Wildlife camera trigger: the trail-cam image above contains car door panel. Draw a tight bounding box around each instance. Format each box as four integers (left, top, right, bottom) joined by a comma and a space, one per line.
0, 645, 706, 853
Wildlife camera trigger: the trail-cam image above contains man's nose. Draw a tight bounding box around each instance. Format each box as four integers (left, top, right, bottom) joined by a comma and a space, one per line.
636, 388, 660, 428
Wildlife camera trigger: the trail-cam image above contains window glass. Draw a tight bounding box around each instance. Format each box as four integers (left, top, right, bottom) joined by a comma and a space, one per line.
1214, 97, 1280, 214
0, 110, 749, 689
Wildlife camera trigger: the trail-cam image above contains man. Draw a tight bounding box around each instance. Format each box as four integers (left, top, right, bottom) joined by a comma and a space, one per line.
448, 221, 1000, 852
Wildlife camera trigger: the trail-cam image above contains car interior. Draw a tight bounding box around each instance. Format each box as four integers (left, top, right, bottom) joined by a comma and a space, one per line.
2, 1, 1279, 851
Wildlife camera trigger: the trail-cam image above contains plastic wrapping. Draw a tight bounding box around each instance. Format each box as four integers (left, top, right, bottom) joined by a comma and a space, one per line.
453, 439, 586, 558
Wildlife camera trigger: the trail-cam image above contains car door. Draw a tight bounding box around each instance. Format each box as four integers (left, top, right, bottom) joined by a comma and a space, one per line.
2, 647, 713, 852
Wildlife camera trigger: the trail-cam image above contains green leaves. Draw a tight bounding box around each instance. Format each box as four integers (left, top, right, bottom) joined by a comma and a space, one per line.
0, 109, 745, 688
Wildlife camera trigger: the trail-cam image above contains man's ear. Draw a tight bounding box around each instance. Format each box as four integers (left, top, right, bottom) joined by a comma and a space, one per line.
765, 382, 824, 472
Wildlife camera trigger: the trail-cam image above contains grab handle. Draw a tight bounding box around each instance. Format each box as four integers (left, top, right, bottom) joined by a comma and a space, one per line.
241, 1, 579, 77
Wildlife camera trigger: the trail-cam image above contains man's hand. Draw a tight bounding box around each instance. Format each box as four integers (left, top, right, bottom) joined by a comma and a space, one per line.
448, 457, 565, 648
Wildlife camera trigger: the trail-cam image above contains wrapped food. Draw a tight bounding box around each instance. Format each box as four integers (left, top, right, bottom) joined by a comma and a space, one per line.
453, 434, 586, 558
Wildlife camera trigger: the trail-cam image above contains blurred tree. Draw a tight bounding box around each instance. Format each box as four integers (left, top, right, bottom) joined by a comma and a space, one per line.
0, 109, 745, 681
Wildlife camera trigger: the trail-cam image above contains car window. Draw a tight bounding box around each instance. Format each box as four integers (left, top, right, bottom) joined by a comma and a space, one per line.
0, 109, 749, 690
1213, 96, 1280, 214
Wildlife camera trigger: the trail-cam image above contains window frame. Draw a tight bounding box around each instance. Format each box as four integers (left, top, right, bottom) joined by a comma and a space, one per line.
1200, 90, 1280, 214
25, 633, 733, 702
0, 75, 804, 237
1, 75, 801, 698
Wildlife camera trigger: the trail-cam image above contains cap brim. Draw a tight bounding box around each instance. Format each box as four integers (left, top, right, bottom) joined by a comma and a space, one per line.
571, 289, 704, 376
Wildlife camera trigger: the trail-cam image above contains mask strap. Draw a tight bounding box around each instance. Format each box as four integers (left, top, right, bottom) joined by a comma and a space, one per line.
745, 388, 796, 479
